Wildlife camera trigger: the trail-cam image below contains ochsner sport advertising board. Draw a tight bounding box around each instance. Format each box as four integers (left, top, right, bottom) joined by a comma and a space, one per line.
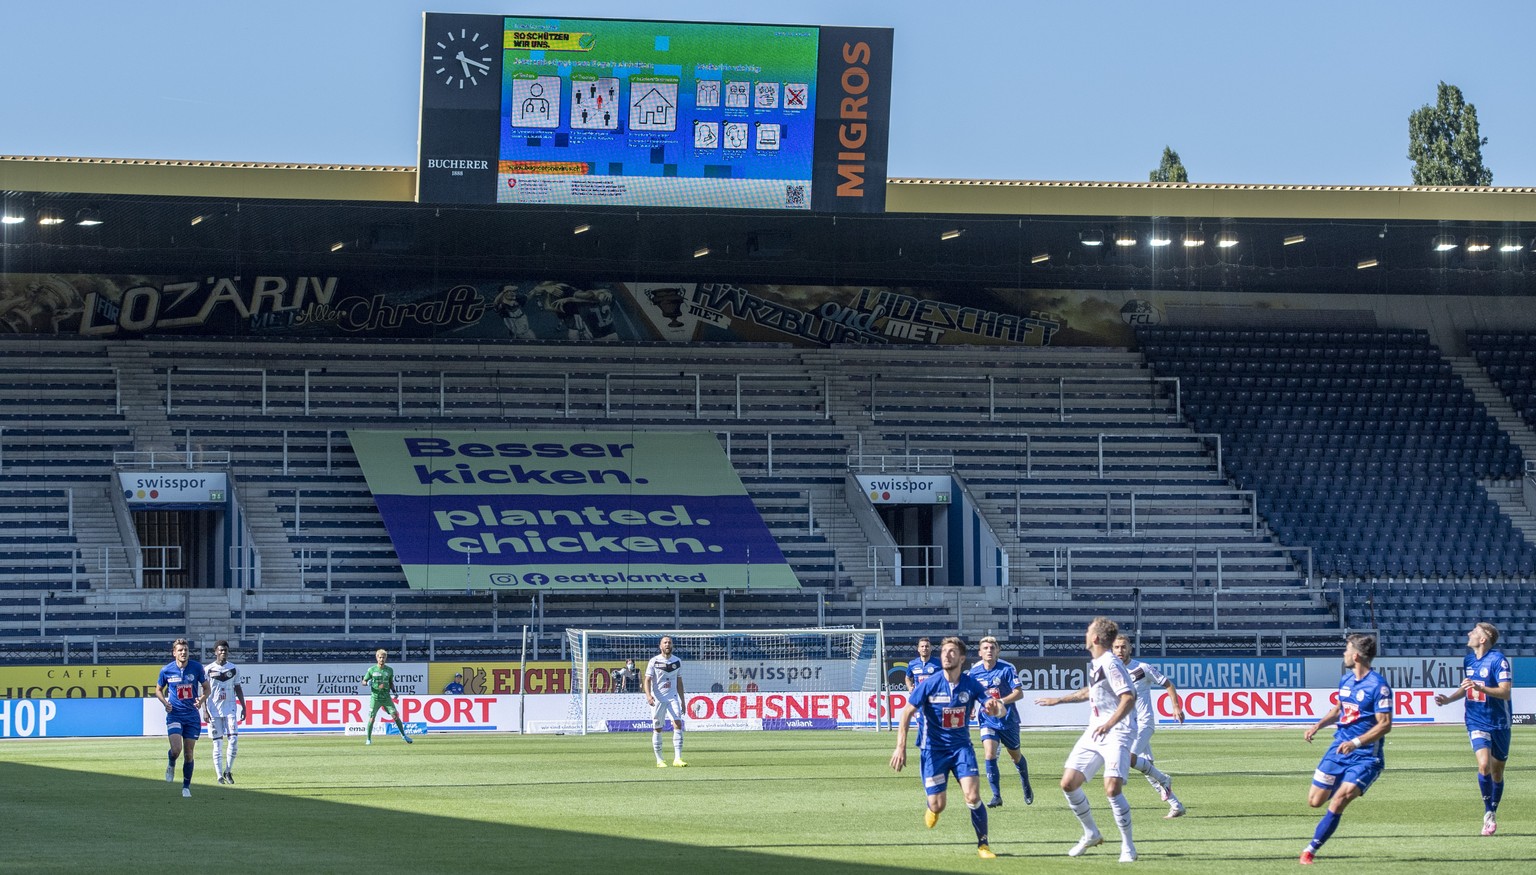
5, 688, 1535, 738
349, 430, 797, 590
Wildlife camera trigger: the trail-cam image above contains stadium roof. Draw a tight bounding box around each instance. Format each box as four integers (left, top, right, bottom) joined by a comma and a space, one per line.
4, 155, 1535, 295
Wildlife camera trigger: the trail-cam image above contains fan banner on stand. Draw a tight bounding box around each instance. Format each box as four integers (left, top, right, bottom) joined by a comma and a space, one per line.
349, 429, 798, 590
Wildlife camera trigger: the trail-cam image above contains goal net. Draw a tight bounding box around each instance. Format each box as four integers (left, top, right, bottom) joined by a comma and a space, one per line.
564, 627, 887, 735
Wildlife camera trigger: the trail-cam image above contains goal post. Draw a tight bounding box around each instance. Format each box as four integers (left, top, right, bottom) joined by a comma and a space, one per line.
565, 627, 888, 735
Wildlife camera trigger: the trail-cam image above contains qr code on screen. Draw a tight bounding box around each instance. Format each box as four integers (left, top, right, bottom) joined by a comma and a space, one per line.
785, 184, 806, 207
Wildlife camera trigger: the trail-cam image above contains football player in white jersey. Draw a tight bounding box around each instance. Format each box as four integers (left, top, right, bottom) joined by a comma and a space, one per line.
1113, 635, 1186, 818
202, 640, 246, 785
643, 636, 687, 767
1035, 617, 1139, 862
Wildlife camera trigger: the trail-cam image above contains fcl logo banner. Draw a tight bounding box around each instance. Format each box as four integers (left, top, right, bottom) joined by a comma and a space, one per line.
348, 430, 798, 590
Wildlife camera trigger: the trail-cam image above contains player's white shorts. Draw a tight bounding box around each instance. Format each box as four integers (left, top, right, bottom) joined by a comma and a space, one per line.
1064, 727, 1131, 781
205, 710, 239, 739
651, 694, 684, 729
1127, 722, 1155, 758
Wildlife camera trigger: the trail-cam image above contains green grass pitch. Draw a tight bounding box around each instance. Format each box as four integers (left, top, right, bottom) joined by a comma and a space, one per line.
0, 726, 1528, 873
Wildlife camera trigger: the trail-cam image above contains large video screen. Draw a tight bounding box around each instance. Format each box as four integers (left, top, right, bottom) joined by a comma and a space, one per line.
418, 13, 893, 213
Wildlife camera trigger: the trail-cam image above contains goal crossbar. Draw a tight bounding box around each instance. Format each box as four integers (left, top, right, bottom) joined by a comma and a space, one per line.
565, 627, 888, 735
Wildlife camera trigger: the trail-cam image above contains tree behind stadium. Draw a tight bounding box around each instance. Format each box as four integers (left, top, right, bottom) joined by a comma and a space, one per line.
1408, 81, 1493, 186
1149, 146, 1189, 183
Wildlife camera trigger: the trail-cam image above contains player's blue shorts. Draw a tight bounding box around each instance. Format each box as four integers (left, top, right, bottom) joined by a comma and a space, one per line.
1469, 727, 1511, 761
1312, 746, 1382, 796
165, 710, 202, 740
920, 745, 979, 796
979, 723, 1020, 752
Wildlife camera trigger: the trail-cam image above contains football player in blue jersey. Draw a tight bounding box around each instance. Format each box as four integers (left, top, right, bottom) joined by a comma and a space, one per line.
969, 635, 1033, 807
891, 636, 1004, 859
1435, 621, 1514, 836
155, 638, 211, 798
905, 637, 942, 691
904, 637, 942, 750
1299, 633, 1393, 865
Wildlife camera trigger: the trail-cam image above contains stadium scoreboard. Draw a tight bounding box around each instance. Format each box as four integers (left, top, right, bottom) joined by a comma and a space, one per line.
417, 12, 893, 213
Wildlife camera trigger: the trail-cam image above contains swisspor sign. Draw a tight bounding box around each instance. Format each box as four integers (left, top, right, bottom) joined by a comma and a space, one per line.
856, 474, 951, 504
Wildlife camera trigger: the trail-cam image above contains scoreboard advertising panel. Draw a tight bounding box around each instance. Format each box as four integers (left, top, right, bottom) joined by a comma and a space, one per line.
418, 12, 893, 212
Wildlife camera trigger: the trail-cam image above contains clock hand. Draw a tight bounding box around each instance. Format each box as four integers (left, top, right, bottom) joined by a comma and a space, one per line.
454, 51, 491, 74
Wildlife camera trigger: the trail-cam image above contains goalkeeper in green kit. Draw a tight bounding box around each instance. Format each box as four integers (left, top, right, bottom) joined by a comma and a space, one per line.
361, 648, 414, 745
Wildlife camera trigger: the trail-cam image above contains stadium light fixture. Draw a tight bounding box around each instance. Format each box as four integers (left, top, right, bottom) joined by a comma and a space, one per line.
1182, 232, 1205, 247
329, 241, 345, 252
1464, 235, 1491, 253
1283, 234, 1307, 246
190, 214, 207, 226
1031, 252, 1050, 264
1357, 258, 1379, 269
74, 207, 103, 226
1148, 232, 1171, 247
38, 208, 65, 225
1215, 232, 1239, 248
693, 246, 712, 258
1, 203, 23, 224
1113, 229, 1137, 247
1431, 234, 1458, 252
572, 223, 591, 235
1079, 229, 1105, 246
939, 228, 964, 241
1498, 236, 1524, 253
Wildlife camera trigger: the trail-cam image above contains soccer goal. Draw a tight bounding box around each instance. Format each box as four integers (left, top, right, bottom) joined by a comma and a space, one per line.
564, 627, 888, 735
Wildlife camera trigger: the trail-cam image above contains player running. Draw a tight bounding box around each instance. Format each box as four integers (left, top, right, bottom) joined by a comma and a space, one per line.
1113, 635, 1186, 818
361, 648, 413, 745
202, 639, 246, 785
1299, 633, 1392, 865
155, 638, 211, 798
1035, 617, 1139, 862
644, 636, 687, 767
890, 636, 1003, 860
1434, 621, 1513, 836
968, 635, 1034, 807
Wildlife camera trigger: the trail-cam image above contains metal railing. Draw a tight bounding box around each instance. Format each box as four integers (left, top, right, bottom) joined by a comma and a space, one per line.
1010, 487, 1257, 536
1055, 543, 1314, 590
111, 450, 232, 469
867, 544, 945, 587
846, 453, 955, 472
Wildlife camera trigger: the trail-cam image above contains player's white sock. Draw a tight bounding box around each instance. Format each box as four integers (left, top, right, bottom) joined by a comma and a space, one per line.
211, 736, 223, 774
652, 731, 664, 761
672, 729, 684, 760
227, 735, 238, 772
1108, 792, 1133, 849
1064, 787, 1098, 834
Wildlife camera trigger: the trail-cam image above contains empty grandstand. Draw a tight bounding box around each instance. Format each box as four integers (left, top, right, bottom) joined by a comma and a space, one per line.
3, 154, 1536, 663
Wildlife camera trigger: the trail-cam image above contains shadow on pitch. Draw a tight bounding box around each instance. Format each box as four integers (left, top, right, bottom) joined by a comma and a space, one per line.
0, 761, 930, 874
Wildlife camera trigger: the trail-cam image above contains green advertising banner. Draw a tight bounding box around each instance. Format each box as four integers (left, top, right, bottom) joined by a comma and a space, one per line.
348, 430, 798, 590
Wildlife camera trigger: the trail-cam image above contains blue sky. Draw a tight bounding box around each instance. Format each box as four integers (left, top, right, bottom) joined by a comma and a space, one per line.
4, 1, 1532, 186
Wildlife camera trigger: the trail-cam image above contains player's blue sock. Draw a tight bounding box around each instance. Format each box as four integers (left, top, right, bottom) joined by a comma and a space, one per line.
1492, 780, 1504, 812
1479, 774, 1494, 812
985, 759, 1001, 799
182, 759, 194, 788
167, 750, 176, 767
1310, 809, 1341, 850
967, 799, 988, 845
